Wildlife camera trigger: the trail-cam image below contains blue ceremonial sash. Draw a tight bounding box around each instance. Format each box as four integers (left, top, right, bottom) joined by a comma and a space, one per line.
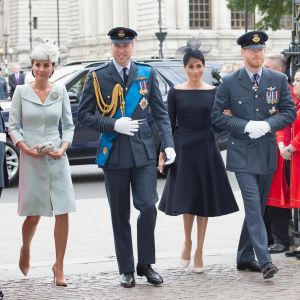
96, 64, 151, 167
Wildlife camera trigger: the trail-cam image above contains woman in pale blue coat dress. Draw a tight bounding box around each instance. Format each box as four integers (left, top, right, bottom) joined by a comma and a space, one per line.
8, 41, 75, 286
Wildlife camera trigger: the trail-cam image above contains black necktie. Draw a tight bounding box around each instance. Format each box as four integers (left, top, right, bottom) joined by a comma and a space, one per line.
122, 67, 128, 85
252, 73, 260, 87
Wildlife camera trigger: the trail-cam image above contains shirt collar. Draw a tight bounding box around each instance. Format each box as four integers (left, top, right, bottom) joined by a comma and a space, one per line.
112, 59, 131, 74
244, 66, 262, 82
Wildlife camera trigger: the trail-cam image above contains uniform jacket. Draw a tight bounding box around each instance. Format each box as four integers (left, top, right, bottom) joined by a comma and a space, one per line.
78, 60, 174, 169
211, 67, 296, 175
8, 72, 25, 98
268, 101, 300, 208
8, 84, 76, 216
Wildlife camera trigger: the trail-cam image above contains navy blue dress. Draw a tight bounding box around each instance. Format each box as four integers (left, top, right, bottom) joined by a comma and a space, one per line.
159, 87, 239, 217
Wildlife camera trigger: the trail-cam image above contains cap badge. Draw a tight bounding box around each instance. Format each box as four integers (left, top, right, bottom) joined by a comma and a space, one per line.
118, 30, 125, 38
252, 34, 260, 43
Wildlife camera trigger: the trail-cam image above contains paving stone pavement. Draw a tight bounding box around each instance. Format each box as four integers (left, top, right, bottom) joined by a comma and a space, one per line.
1, 260, 300, 300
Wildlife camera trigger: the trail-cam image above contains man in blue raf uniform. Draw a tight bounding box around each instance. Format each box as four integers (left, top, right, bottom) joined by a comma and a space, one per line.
78, 27, 175, 288
211, 30, 296, 280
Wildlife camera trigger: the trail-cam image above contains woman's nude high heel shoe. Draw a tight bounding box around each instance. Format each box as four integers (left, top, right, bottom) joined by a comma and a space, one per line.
19, 247, 30, 276
52, 264, 68, 287
180, 241, 192, 267
194, 253, 204, 274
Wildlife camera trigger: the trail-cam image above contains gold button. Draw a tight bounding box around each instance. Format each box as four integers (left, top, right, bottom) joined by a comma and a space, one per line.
125, 87, 128, 91
231, 142, 234, 145
255, 95, 258, 98
256, 108, 259, 111
238, 101, 242, 104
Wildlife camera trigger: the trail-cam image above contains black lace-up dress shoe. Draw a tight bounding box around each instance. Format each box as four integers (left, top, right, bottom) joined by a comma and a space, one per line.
120, 272, 135, 288
261, 262, 278, 279
237, 260, 261, 272
136, 264, 163, 285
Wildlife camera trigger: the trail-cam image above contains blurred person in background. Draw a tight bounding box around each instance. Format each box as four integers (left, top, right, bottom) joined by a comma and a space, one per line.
264, 55, 292, 254
268, 68, 300, 259
0, 68, 8, 101
8, 64, 25, 98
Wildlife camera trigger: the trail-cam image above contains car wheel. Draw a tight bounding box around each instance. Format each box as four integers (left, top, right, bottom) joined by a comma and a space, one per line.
5, 139, 19, 184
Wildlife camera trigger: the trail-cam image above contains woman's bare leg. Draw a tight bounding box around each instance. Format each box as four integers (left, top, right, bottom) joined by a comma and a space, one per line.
53, 214, 69, 285
181, 214, 195, 263
194, 216, 208, 269
19, 216, 41, 276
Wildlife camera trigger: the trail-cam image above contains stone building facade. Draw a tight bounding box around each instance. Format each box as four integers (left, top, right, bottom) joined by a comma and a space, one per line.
0, 0, 293, 68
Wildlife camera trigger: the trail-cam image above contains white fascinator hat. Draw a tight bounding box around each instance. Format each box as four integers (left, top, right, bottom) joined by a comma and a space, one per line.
30, 38, 60, 64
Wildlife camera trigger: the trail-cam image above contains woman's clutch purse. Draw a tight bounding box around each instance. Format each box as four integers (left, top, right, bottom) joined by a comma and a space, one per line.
34, 141, 54, 153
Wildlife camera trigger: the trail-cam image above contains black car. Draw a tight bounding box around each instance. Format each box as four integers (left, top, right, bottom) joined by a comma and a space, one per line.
3, 59, 226, 184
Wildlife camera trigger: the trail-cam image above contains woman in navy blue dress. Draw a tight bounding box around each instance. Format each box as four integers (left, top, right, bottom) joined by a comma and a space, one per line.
158, 45, 238, 273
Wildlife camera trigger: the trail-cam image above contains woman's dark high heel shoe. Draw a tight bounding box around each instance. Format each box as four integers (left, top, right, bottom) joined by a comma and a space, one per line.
19, 246, 30, 276
52, 264, 68, 287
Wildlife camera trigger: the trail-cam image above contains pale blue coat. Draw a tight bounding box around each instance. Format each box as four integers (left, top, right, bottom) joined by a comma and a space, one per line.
8, 83, 76, 216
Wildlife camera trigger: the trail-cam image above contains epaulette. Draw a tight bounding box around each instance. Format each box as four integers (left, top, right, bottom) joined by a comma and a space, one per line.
134, 61, 152, 68
90, 63, 109, 73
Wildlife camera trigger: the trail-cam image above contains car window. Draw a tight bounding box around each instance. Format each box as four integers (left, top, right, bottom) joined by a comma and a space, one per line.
156, 73, 169, 97
66, 72, 88, 103
155, 66, 187, 85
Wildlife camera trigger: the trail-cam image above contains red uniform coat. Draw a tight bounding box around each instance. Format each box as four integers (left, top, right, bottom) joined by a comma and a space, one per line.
268, 103, 300, 208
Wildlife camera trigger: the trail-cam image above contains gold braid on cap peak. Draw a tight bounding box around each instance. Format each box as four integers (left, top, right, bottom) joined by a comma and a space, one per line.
92, 71, 125, 117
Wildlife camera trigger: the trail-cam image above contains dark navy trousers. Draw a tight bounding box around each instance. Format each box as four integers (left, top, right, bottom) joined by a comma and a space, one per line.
235, 172, 273, 268
104, 164, 158, 274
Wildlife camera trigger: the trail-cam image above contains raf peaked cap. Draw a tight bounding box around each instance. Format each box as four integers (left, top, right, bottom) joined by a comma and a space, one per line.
107, 27, 137, 44
237, 30, 268, 49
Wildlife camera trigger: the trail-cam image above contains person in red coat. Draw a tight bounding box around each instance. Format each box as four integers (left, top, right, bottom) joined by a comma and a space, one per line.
268, 69, 300, 258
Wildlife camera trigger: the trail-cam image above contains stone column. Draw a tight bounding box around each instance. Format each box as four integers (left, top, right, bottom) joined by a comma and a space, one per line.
213, 0, 231, 30
128, 0, 137, 30
112, 0, 128, 27
97, 0, 113, 34
176, 0, 189, 30
79, 0, 98, 36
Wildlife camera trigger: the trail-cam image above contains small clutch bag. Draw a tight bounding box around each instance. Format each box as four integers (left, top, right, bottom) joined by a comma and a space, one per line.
36, 141, 54, 153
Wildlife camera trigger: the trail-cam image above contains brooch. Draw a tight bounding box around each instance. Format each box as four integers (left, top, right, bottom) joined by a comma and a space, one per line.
50, 92, 59, 101
139, 97, 149, 110
266, 86, 279, 104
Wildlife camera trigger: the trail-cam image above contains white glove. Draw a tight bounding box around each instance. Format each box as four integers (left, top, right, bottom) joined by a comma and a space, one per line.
164, 147, 176, 165
278, 142, 285, 153
245, 121, 271, 139
114, 117, 139, 136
